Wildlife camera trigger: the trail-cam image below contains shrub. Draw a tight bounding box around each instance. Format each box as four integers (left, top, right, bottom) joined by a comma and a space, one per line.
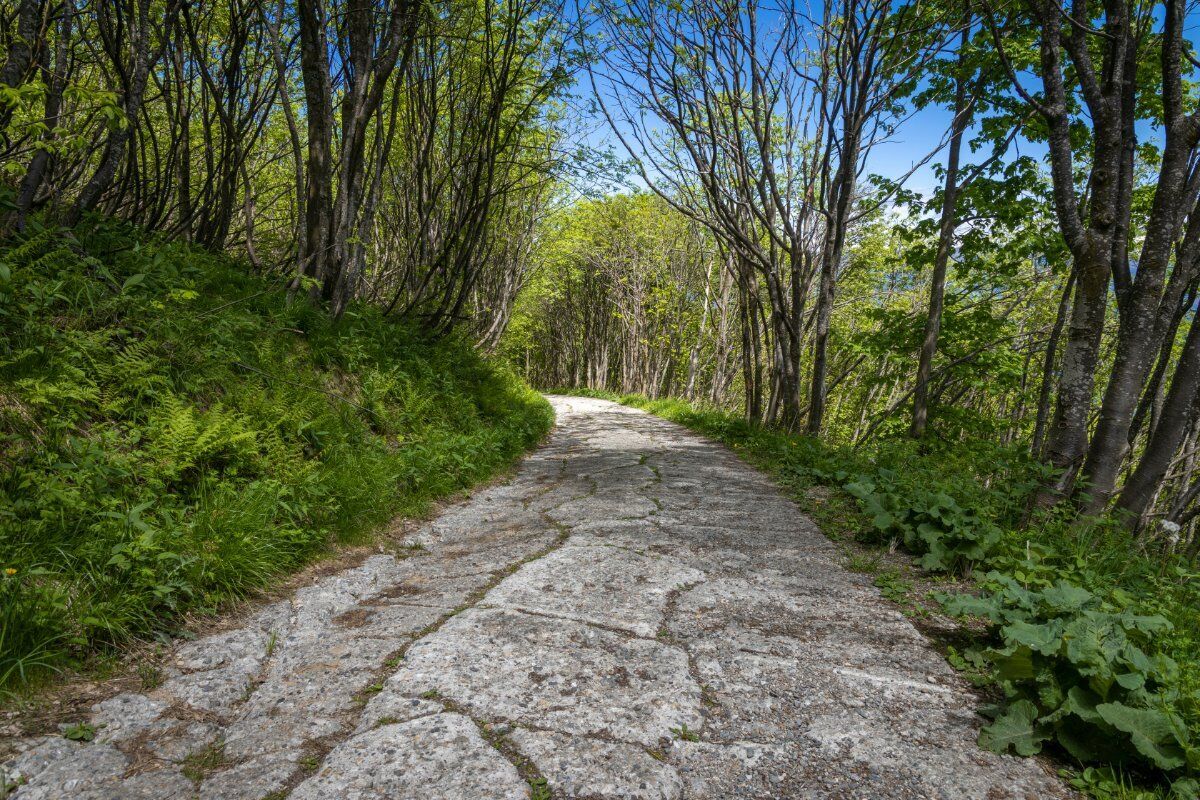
845, 469, 1001, 573
942, 574, 1195, 780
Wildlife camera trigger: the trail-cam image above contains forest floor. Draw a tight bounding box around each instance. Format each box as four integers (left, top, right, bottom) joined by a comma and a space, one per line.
1, 396, 1073, 799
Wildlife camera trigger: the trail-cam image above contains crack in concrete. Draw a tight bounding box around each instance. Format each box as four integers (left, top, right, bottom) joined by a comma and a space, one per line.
1, 397, 1075, 800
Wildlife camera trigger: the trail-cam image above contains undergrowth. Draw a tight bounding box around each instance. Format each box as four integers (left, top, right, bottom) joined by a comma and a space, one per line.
558, 389, 1200, 800
0, 219, 553, 695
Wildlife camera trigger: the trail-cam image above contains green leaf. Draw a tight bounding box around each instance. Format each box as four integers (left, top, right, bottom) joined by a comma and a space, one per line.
978, 699, 1046, 756
62, 723, 98, 742
1114, 671, 1146, 691
1171, 778, 1200, 800
1062, 614, 1122, 672
1039, 582, 1092, 611
1062, 685, 1104, 725
987, 644, 1035, 681
1002, 620, 1061, 655
1095, 703, 1188, 770
1123, 614, 1172, 635
939, 592, 1003, 621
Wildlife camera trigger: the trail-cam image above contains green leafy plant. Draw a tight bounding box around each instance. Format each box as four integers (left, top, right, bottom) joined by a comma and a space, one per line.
671, 724, 700, 742
61, 722, 98, 742
845, 469, 1000, 573
942, 573, 1197, 787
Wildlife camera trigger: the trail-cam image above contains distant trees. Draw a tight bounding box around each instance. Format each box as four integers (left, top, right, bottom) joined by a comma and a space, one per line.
507, 194, 735, 402
589, 0, 946, 432
560, 0, 1200, 541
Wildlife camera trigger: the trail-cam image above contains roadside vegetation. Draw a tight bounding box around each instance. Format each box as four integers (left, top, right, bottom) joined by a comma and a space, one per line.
557, 390, 1200, 800
0, 220, 552, 694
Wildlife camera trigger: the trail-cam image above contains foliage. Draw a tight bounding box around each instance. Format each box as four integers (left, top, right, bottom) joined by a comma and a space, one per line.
0, 220, 552, 693
845, 470, 1001, 573
943, 574, 1195, 777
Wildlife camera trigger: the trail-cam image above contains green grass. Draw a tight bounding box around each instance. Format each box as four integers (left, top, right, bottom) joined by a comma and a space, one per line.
557, 389, 1200, 800
0, 219, 553, 695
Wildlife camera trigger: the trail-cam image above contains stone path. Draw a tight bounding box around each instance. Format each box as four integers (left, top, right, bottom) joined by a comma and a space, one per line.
2, 396, 1072, 799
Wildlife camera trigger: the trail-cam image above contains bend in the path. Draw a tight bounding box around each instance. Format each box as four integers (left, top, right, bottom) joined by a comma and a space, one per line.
2, 396, 1072, 799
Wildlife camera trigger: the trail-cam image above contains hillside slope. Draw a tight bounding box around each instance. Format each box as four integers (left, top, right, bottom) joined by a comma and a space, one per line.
0, 221, 552, 692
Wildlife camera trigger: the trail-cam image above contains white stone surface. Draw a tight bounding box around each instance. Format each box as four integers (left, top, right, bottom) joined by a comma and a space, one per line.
2, 396, 1073, 800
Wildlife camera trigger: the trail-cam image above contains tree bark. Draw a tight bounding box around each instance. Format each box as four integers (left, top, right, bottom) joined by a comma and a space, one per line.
1116, 315, 1200, 524
1076, 0, 1200, 512
9, 0, 71, 232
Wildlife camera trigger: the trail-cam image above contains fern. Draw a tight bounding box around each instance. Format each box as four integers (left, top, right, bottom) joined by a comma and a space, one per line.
145, 396, 258, 481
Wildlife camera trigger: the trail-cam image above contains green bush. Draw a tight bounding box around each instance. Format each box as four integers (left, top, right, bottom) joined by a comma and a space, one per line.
943, 575, 1195, 780
845, 469, 1001, 573
0, 220, 552, 693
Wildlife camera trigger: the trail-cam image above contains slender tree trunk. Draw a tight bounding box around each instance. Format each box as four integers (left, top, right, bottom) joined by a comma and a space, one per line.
911, 50, 969, 438
1041, 239, 1110, 494
295, 0, 335, 294
1032, 269, 1076, 459
68, 0, 154, 223
0, 0, 42, 132
9, 0, 72, 232
808, 125, 861, 436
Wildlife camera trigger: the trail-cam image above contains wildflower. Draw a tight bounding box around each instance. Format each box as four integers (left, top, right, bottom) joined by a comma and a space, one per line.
4, 568, 15, 576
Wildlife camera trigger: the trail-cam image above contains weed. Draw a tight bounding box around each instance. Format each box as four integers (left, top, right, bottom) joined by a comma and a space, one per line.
528, 776, 552, 800
355, 682, 385, 706
844, 551, 881, 574
61, 722, 98, 742
873, 570, 912, 604
0, 770, 26, 798
670, 724, 700, 742
137, 663, 163, 690
181, 741, 227, 782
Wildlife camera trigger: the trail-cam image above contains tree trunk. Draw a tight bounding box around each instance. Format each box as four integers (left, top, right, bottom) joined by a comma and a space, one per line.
0, 0, 42, 132
1032, 269, 1076, 458
911, 51, 969, 438
68, 0, 154, 223
9, 0, 72, 232
1116, 314, 1200, 523
295, 0, 335, 294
